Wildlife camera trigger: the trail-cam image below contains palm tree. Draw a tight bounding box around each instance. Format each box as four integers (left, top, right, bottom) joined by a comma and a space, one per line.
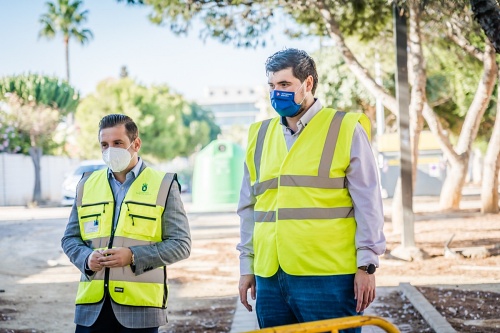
39, 0, 93, 83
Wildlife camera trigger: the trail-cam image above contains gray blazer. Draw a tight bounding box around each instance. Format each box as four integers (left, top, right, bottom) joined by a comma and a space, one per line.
61, 163, 191, 328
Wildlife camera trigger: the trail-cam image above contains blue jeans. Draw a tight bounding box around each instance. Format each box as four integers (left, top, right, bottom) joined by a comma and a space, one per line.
256, 267, 361, 333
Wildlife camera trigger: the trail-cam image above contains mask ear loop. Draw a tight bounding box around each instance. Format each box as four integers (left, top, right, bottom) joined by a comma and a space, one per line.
127, 140, 137, 160
296, 80, 307, 106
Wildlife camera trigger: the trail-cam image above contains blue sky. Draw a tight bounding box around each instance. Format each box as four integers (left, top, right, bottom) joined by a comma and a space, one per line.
0, 0, 321, 101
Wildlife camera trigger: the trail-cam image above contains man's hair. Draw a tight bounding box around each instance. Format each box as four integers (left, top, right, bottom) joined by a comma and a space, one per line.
98, 114, 138, 142
265, 48, 319, 95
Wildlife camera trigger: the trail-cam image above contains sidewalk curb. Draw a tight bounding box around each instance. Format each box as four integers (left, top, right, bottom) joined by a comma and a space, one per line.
230, 297, 258, 333
399, 282, 457, 333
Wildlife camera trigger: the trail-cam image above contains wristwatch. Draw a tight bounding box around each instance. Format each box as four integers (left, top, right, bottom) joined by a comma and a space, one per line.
358, 264, 376, 274
129, 248, 135, 266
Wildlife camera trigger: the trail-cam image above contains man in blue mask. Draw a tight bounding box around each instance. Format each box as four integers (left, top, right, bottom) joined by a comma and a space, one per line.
237, 48, 386, 333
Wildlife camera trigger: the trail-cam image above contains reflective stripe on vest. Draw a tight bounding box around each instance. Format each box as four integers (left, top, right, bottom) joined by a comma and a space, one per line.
75, 167, 175, 308
246, 108, 371, 277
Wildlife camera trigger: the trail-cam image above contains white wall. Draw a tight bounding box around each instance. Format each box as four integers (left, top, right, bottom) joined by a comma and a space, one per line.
0, 153, 79, 206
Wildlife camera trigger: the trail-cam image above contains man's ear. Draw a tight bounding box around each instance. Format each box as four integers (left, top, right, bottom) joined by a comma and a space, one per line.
306, 75, 314, 92
134, 137, 142, 151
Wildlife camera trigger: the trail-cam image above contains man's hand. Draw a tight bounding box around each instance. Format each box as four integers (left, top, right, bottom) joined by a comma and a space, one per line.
239, 274, 256, 312
99, 247, 133, 268
87, 250, 105, 272
354, 270, 376, 313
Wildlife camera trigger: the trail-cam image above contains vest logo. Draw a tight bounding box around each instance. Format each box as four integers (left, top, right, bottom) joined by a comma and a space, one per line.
114, 287, 124, 293
142, 183, 148, 192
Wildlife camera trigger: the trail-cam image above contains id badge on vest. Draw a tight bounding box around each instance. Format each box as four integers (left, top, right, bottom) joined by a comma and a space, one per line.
84, 219, 99, 234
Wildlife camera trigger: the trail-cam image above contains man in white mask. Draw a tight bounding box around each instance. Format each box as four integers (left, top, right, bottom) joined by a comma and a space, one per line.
62, 114, 191, 333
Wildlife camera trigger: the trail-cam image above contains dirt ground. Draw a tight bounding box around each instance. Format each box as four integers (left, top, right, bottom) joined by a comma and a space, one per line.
368, 196, 500, 333
0, 194, 499, 333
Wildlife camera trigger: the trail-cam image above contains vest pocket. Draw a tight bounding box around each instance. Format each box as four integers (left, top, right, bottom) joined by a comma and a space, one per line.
79, 202, 110, 238
123, 212, 158, 237
122, 201, 160, 238
81, 213, 102, 236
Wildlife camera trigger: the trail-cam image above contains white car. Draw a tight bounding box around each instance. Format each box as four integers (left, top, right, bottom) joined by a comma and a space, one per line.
61, 160, 106, 206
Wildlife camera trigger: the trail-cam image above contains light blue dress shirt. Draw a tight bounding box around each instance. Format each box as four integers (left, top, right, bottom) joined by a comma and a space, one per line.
107, 158, 143, 227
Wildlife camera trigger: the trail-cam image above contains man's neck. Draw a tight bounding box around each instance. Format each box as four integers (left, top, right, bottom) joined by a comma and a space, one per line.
285, 98, 314, 132
285, 114, 303, 133
113, 171, 127, 184
112, 158, 139, 183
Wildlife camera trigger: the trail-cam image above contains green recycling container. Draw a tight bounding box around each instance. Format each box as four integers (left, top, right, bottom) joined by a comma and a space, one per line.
191, 140, 245, 211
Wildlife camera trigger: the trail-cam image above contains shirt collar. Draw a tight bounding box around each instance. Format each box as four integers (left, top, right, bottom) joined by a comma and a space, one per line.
280, 99, 323, 133
107, 157, 143, 180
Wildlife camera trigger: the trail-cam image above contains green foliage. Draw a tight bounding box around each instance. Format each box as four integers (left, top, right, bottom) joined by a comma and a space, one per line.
286, 0, 392, 41
119, 0, 495, 146
0, 113, 30, 154
0, 74, 79, 114
116, 0, 392, 48
419, 2, 492, 139
0, 74, 79, 154
315, 46, 376, 111
75, 78, 220, 161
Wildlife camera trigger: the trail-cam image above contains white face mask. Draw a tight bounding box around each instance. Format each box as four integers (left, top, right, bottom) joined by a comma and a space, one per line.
102, 142, 136, 173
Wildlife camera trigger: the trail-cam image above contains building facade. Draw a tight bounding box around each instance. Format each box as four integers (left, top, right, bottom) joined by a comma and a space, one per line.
197, 85, 269, 132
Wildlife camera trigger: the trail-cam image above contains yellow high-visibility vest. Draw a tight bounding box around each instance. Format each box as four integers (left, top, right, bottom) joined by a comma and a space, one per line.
75, 167, 175, 308
245, 108, 371, 277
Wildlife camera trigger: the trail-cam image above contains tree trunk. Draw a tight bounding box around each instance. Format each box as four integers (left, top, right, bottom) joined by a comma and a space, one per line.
470, 0, 500, 53
439, 155, 469, 209
437, 42, 497, 209
481, 149, 500, 213
29, 146, 43, 205
316, 0, 496, 213
65, 36, 70, 82
481, 80, 500, 213
391, 179, 404, 234
392, 1, 425, 233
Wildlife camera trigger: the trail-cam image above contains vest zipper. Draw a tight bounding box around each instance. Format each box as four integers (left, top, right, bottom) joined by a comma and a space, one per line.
104, 189, 116, 294
129, 214, 156, 226
81, 201, 109, 208
124, 200, 157, 209
80, 213, 101, 219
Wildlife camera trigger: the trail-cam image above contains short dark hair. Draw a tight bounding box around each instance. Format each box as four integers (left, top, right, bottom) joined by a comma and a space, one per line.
265, 48, 319, 94
98, 114, 138, 143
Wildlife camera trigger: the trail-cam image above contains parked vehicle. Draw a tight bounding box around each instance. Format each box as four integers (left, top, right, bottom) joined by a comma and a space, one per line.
61, 160, 106, 206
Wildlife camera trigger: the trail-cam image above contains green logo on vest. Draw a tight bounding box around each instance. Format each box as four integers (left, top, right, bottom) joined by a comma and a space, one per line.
142, 183, 148, 192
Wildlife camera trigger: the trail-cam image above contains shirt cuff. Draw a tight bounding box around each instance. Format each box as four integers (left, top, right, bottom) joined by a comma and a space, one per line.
357, 249, 381, 268
239, 257, 254, 276
84, 254, 95, 276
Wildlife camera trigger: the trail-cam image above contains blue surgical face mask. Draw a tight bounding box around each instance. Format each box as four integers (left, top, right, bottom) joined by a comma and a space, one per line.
270, 81, 307, 117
